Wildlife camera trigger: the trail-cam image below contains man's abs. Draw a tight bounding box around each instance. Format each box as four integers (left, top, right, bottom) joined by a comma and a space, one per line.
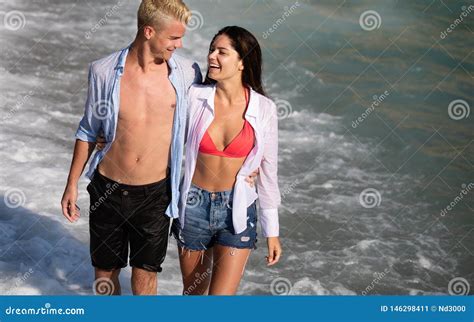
98, 66, 176, 185
98, 125, 172, 185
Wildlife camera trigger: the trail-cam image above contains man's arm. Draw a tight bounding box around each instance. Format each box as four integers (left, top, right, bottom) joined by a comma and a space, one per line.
61, 140, 96, 223
62, 63, 102, 222
67, 140, 96, 187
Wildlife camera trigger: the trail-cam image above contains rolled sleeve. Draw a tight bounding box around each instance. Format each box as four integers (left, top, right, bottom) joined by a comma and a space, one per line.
257, 101, 281, 237
75, 65, 101, 142
259, 208, 279, 237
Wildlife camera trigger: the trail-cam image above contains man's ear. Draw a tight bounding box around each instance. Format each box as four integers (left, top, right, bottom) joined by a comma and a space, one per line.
143, 25, 154, 40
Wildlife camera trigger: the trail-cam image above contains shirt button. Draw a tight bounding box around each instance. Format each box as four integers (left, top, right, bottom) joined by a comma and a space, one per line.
122, 191, 129, 196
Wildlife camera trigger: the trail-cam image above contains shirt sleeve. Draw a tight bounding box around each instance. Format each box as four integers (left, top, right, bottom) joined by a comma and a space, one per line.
257, 101, 281, 237
75, 64, 101, 142
191, 62, 203, 86
184, 63, 202, 143
184, 86, 196, 144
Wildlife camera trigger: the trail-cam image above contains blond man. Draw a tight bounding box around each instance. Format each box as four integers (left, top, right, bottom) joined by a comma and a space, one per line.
61, 0, 201, 295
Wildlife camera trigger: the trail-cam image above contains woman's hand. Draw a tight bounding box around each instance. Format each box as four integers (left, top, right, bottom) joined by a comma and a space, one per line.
95, 133, 107, 151
245, 168, 259, 187
266, 237, 282, 266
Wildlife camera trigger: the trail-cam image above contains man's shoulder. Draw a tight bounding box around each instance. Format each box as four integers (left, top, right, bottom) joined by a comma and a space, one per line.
172, 53, 199, 70
172, 54, 202, 86
89, 48, 126, 79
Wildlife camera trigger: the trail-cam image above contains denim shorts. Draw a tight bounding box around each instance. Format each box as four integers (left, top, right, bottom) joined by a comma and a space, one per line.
171, 184, 258, 251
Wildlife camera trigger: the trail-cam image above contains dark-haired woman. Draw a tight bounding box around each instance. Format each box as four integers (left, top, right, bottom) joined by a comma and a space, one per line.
172, 26, 282, 295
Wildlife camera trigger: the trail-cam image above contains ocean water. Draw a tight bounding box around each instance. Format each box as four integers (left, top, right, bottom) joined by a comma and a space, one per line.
0, 0, 472, 295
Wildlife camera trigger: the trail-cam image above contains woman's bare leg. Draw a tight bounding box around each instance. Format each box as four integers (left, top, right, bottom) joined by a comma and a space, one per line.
177, 246, 213, 295
208, 245, 251, 295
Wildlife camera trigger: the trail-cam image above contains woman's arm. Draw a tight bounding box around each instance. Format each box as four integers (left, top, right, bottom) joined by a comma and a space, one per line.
256, 100, 282, 265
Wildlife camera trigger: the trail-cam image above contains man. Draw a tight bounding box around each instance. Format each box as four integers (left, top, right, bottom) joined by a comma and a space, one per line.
61, 0, 201, 295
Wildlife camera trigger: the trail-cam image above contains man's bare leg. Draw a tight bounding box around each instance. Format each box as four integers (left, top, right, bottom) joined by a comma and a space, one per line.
94, 268, 121, 295
132, 267, 158, 295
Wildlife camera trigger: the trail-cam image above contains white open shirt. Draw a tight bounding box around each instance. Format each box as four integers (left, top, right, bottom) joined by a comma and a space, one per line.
179, 84, 281, 238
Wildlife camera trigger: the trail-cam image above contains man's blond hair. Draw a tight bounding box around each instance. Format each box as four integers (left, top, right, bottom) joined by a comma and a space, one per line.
138, 0, 191, 31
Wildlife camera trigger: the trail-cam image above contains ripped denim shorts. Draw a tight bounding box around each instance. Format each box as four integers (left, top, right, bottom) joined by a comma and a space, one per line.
171, 183, 258, 251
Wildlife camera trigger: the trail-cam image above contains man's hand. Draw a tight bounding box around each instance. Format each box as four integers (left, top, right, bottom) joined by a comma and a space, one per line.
245, 168, 260, 188
61, 184, 80, 223
95, 134, 107, 151
61, 139, 96, 223
266, 237, 282, 266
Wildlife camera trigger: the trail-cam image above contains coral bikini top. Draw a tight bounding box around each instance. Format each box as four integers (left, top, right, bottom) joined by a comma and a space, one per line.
199, 87, 255, 158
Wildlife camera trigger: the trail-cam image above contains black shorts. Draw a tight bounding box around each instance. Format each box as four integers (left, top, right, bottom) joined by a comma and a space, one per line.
87, 170, 171, 273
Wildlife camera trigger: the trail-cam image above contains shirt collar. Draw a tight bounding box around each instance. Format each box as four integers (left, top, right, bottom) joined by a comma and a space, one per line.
114, 45, 131, 72
198, 84, 259, 118
114, 45, 179, 72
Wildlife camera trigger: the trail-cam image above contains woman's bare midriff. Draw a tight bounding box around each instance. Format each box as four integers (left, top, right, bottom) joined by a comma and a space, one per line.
192, 153, 247, 192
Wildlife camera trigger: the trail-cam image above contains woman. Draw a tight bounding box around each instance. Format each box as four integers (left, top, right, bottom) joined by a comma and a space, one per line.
171, 26, 282, 295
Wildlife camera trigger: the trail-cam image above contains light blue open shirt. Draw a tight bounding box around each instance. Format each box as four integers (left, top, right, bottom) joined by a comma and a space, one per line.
75, 46, 202, 218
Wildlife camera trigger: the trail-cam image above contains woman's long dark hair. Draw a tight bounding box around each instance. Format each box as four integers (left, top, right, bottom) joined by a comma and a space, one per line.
203, 26, 266, 97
